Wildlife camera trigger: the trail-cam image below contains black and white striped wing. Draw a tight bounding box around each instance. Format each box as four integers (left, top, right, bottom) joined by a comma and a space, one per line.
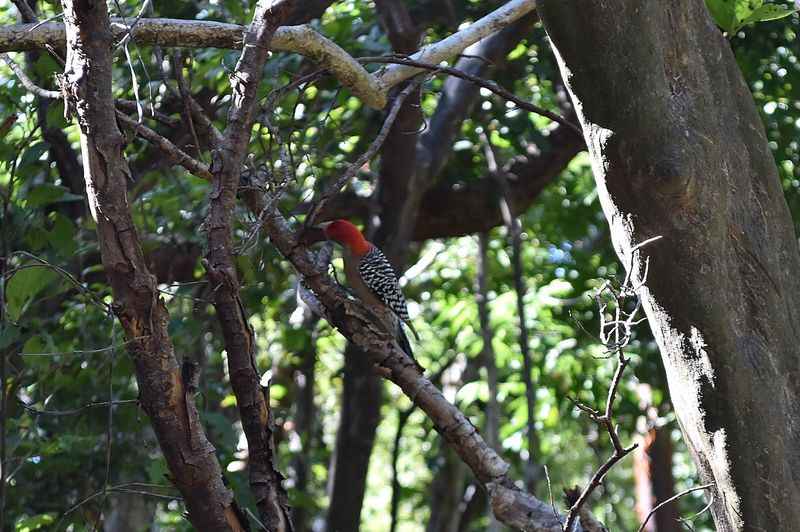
358, 246, 411, 323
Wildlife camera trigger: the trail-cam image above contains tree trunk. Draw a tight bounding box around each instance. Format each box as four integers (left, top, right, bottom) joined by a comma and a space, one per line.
426, 446, 469, 532
292, 312, 320, 532
634, 426, 679, 532
60, 0, 244, 528
538, 2, 800, 530
325, 341, 384, 531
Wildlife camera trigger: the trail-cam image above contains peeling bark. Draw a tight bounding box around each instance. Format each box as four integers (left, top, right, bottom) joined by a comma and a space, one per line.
59, 0, 244, 529
203, 1, 294, 529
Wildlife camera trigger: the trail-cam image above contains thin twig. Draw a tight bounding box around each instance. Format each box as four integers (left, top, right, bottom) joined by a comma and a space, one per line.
361, 56, 582, 135
305, 77, 424, 227
19, 399, 138, 416
20, 338, 146, 358
637, 483, 714, 532
677, 492, 715, 531
1, 53, 60, 99
56, 482, 181, 530
5, 251, 111, 312
543, 465, 564, 532
93, 324, 117, 532
171, 51, 204, 161
563, 237, 664, 532
481, 130, 538, 490
115, 110, 212, 179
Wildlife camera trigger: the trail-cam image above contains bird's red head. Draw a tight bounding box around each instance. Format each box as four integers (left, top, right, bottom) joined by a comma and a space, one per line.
322, 219, 370, 256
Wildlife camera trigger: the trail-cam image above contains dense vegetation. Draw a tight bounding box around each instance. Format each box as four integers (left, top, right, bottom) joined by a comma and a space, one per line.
1, 1, 798, 530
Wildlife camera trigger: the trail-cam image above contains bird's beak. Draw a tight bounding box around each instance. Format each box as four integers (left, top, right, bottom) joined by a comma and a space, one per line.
298, 223, 330, 246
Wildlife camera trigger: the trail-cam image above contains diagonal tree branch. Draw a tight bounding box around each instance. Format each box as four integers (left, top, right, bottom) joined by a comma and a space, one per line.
58, 0, 245, 529
363, 56, 581, 135
0, 19, 385, 107
115, 111, 212, 180
306, 121, 584, 240
325, 2, 423, 527
261, 204, 588, 532
418, 12, 537, 182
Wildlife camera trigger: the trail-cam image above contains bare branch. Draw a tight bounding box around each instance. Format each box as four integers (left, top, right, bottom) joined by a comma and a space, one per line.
0, 18, 385, 108
364, 56, 582, 135
115, 111, 212, 180
1, 0, 538, 109
258, 205, 582, 532
637, 483, 714, 532
563, 238, 664, 532
115, 99, 180, 127
1, 53, 60, 99
376, 0, 536, 89
202, 1, 295, 528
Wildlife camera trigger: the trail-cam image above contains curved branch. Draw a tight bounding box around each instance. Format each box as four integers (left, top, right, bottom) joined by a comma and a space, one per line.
0, 18, 385, 108
1, 53, 60, 99
115, 111, 212, 180
376, 0, 536, 89
362, 56, 581, 135
0, 0, 537, 109
202, 1, 295, 528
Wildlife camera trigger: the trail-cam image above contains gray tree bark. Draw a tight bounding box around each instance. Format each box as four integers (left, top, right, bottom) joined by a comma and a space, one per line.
539, 2, 800, 530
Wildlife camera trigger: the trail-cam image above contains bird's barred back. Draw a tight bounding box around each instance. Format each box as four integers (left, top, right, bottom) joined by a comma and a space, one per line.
358, 246, 411, 322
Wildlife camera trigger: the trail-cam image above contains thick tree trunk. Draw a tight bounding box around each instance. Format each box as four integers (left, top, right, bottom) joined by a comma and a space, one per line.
539, 2, 800, 530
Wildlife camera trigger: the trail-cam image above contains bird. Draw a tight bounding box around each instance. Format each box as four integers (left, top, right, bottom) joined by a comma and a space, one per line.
314, 219, 420, 364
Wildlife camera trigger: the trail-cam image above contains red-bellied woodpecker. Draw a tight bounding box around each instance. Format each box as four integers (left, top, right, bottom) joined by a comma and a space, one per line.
319, 219, 420, 362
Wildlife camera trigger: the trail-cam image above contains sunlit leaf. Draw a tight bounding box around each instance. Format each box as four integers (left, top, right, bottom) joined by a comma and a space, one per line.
5, 266, 59, 321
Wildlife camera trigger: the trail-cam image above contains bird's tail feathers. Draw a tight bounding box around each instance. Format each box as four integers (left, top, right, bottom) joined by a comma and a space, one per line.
397, 322, 424, 372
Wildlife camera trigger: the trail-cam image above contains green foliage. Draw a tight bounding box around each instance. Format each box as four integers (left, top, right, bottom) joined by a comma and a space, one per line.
5, 267, 59, 321
0, 1, 796, 531
706, 0, 799, 33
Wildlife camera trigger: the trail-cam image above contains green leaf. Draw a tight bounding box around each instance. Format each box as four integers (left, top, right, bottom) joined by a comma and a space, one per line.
236, 255, 257, 285
24, 227, 50, 252
5, 266, 59, 321
734, 0, 764, 23
14, 512, 56, 531
48, 213, 78, 256
743, 3, 799, 24
0, 324, 20, 349
22, 335, 44, 355
45, 100, 67, 129
27, 184, 82, 208
19, 142, 49, 167
705, 0, 738, 32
